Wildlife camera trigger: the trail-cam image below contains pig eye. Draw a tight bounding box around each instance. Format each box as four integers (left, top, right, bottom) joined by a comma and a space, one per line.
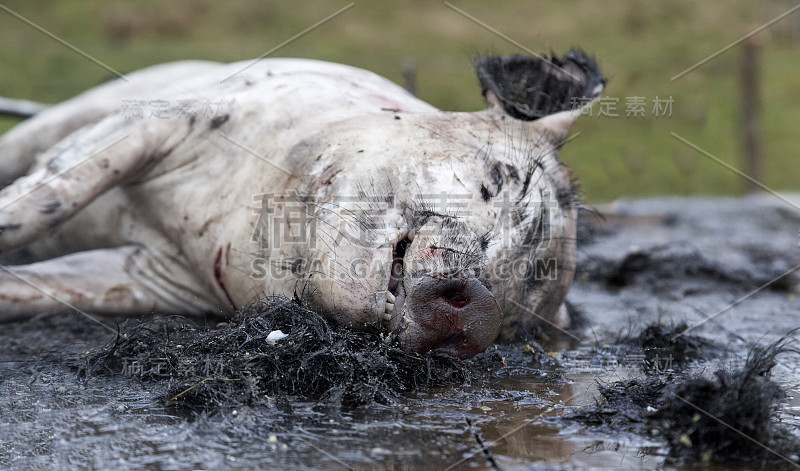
479, 162, 506, 203
489, 164, 503, 189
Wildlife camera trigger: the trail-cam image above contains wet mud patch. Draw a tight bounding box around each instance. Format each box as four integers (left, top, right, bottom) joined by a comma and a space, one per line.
580, 242, 798, 294
1, 300, 565, 470
3, 196, 800, 469
566, 336, 800, 466
622, 321, 722, 365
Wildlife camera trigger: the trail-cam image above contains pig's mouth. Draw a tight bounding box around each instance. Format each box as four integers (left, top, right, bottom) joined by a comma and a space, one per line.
383, 233, 502, 359
385, 236, 411, 327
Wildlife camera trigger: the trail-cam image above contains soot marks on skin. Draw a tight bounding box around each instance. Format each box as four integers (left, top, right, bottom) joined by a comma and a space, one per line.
520, 203, 551, 291
505, 164, 520, 182
197, 214, 223, 237
130, 128, 194, 184
210, 114, 230, 130
553, 167, 579, 210
417, 209, 457, 222
39, 201, 61, 215
531, 202, 551, 247
46, 156, 65, 173
517, 157, 546, 203
489, 163, 504, 192
315, 165, 342, 193
0, 223, 22, 233
519, 172, 532, 201
404, 205, 461, 241
289, 258, 305, 275
271, 258, 306, 276
297, 192, 313, 204
524, 267, 546, 293
287, 137, 327, 177
480, 162, 506, 202
564, 166, 584, 209
480, 184, 491, 203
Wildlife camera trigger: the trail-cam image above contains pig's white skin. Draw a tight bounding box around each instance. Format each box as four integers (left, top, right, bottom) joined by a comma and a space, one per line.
0, 58, 583, 353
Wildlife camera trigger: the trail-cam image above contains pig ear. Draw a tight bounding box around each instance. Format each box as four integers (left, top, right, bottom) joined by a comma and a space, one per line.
477, 50, 605, 140
534, 108, 582, 142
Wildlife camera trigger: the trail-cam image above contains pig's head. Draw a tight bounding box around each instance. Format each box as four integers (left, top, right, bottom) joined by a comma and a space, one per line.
297, 51, 604, 358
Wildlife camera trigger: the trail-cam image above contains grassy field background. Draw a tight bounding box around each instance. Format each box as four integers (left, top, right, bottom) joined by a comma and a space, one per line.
0, 0, 797, 202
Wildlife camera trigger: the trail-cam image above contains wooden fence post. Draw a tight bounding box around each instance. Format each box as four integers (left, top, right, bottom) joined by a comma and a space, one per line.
741, 33, 762, 193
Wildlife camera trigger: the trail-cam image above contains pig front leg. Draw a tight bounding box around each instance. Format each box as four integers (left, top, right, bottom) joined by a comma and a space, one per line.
0, 115, 187, 252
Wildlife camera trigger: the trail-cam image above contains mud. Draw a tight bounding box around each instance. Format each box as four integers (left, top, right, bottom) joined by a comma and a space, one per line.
83, 297, 476, 410
567, 337, 799, 464
2, 195, 800, 470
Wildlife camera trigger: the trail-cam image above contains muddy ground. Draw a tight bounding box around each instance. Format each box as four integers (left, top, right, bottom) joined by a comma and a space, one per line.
2, 195, 799, 470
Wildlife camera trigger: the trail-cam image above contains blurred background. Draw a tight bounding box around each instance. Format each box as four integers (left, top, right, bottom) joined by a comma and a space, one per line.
0, 0, 797, 202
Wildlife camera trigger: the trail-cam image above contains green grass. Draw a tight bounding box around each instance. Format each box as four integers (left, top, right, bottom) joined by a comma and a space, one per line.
1, 0, 797, 202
